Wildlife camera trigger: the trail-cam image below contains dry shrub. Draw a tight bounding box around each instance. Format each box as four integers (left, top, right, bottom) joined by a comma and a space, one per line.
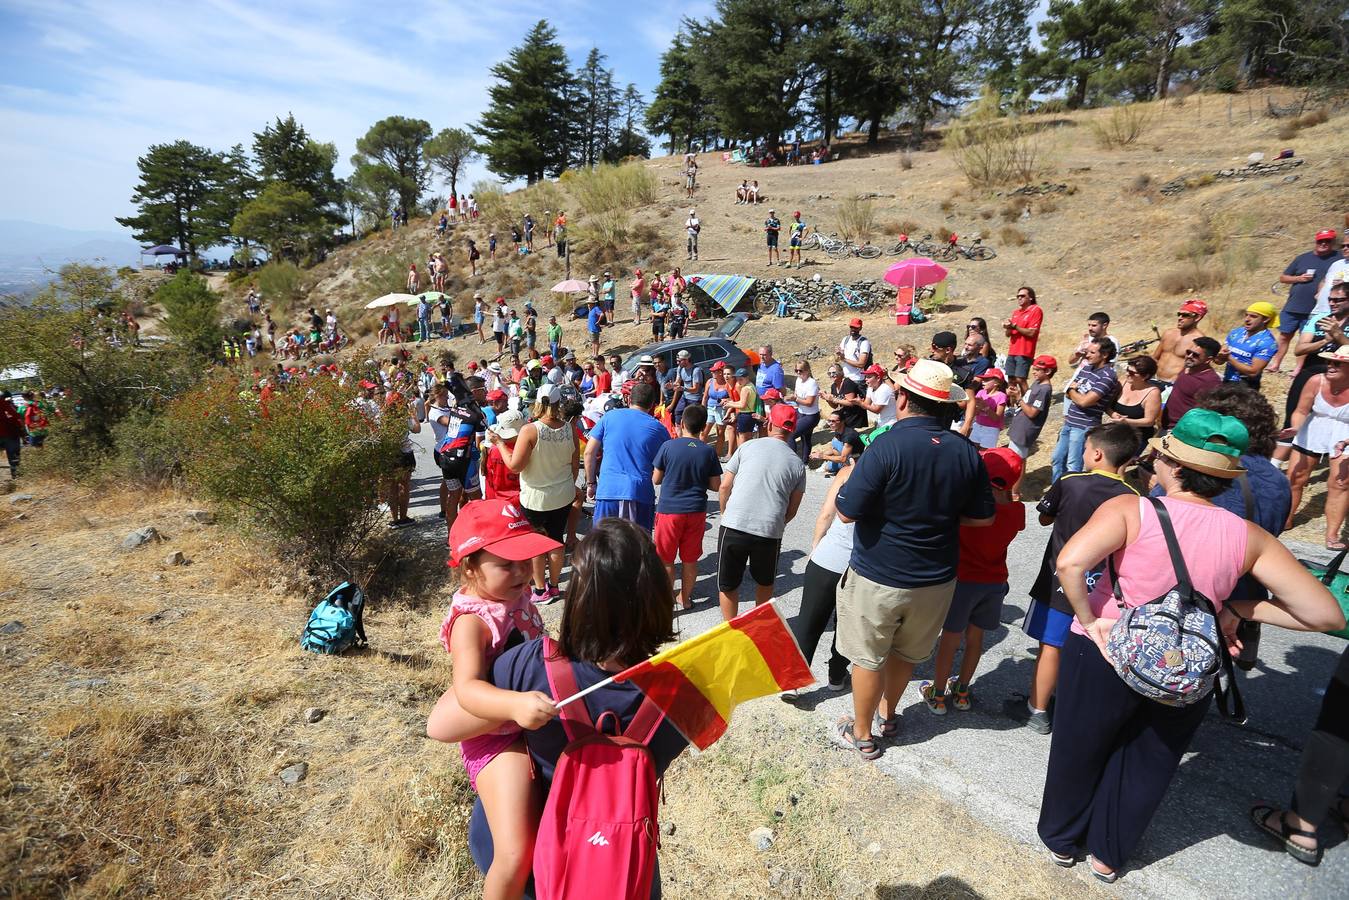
347, 762, 477, 883
1277, 122, 1300, 141
1036, 198, 1058, 214
566, 163, 657, 216
899, 151, 914, 170
472, 180, 518, 227
933, 225, 957, 243
1000, 225, 1028, 246
1159, 262, 1226, 294
939, 198, 955, 214
1127, 173, 1153, 194
1295, 107, 1329, 129
1090, 104, 1153, 148
978, 208, 994, 220
1000, 197, 1030, 222
944, 119, 1045, 188
835, 195, 877, 242
882, 218, 921, 236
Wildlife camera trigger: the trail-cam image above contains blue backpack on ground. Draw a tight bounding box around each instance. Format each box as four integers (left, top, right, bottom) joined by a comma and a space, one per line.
301, 582, 368, 654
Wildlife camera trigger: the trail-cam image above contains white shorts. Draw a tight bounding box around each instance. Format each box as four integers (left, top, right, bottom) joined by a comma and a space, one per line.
970, 422, 1002, 449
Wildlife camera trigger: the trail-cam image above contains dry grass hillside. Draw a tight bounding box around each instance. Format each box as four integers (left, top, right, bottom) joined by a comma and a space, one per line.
249, 86, 1345, 370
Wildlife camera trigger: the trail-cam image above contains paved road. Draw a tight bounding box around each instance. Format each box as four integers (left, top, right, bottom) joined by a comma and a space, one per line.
404, 424, 1346, 898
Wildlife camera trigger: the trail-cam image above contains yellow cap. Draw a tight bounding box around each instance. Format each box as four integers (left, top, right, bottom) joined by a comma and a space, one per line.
1245, 301, 1279, 330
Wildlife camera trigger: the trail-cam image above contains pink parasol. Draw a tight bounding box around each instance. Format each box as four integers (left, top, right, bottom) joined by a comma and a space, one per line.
551, 278, 590, 293
883, 257, 948, 288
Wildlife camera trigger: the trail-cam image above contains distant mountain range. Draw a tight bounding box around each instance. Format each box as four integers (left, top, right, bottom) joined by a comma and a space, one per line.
0, 220, 145, 297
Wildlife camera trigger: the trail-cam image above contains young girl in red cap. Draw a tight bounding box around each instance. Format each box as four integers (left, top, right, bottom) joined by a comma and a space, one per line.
427, 498, 561, 899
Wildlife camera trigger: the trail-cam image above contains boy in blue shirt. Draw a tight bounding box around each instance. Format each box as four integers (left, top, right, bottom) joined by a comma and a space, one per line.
653, 404, 722, 609
1220, 302, 1279, 387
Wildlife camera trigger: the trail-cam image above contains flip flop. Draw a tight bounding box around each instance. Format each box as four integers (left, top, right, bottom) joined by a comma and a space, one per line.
1327, 540, 1347, 551
1250, 804, 1321, 866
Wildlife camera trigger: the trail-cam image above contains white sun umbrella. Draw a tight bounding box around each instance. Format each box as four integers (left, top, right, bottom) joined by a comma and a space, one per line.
365, 292, 420, 309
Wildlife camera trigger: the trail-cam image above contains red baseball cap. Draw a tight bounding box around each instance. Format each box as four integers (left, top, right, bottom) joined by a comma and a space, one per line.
447, 499, 562, 567
761, 387, 783, 400
849, 317, 863, 328
863, 364, 886, 377
1178, 298, 1209, 317
1032, 354, 1058, 371
1315, 229, 1338, 242
359, 379, 377, 390
467, 361, 479, 370
981, 447, 1024, 489
979, 367, 1007, 383
541, 354, 555, 366
710, 360, 727, 371
769, 403, 798, 431
485, 389, 507, 402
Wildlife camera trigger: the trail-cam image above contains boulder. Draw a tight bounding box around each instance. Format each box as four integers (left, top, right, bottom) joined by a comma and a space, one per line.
122, 527, 161, 550
749, 826, 774, 851
279, 762, 308, 785
164, 551, 186, 566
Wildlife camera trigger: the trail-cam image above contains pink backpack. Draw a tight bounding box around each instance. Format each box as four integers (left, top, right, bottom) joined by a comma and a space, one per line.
534, 637, 665, 900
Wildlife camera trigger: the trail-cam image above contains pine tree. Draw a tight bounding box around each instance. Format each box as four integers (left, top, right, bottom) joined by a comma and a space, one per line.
252, 114, 342, 210
1025, 0, 1144, 107
207, 144, 259, 257
424, 127, 479, 201
350, 116, 433, 219
611, 84, 652, 160
476, 21, 574, 183
575, 48, 619, 169
115, 141, 228, 258
646, 30, 707, 154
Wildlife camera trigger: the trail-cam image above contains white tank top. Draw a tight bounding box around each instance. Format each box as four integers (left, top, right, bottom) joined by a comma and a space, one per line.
520, 419, 576, 512
1294, 384, 1349, 454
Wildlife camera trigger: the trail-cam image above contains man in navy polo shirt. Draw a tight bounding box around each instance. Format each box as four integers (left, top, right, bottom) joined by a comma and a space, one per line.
1273, 228, 1341, 372
832, 360, 995, 758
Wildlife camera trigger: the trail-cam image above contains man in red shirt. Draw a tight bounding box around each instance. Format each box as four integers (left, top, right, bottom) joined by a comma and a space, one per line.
1003, 286, 1044, 394
0, 392, 24, 480
1161, 336, 1222, 430
592, 356, 612, 396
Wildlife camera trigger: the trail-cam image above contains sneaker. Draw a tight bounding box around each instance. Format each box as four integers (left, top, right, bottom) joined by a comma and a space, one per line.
1027, 707, 1052, 734
947, 676, 972, 711
827, 674, 849, 693
537, 584, 563, 605
919, 680, 947, 715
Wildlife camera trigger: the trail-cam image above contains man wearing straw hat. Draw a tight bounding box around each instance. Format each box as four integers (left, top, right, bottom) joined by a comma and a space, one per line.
831, 359, 995, 759
1218, 302, 1280, 388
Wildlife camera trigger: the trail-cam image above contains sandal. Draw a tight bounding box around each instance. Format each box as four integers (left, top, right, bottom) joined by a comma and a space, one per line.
875, 712, 902, 739
834, 718, 882, 760
1250, 804, 1321, 866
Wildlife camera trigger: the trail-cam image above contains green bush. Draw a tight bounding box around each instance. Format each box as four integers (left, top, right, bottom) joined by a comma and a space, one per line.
254, 261, 304, 306
110, 408, 185, 487
170, 374, 405, 578
567, 163, 658, 216
154, 271, 223, 363
1090, 104, 1154, 148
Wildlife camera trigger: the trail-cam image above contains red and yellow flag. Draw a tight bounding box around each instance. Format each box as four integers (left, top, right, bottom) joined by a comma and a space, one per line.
614, 602, 814, 750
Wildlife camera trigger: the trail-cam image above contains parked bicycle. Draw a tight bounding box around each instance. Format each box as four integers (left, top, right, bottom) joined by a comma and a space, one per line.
824, 283, 876, 313
755, 285, 817, 317
884, 234, 922, 256
822, 235, 883, 260
945, 234, 997, 261
1116, 325, 1163, 357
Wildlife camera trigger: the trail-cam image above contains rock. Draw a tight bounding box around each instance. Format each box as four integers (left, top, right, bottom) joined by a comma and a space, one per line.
304, 707, 326, 724
122, 527, 161, 550
68, 677, 109, 689
185, 509, 215, 525
749, 826, 774, 851
867, 841, 883, 855
7, 494, 34, 505
1247, 151, 1265, 165
1, 620, 25, 635
1019, 207, 1031, 221
279, 762, 308, 785
661, 821, 676, 837
163, 551, 186, 566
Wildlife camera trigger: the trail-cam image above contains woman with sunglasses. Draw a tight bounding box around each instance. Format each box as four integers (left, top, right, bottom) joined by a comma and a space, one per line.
702, 361, 734, 459
1107, 356, 1162, 447
967, 318, 998, 362
1282, 345, 1349, 548
786, 360, 820, 463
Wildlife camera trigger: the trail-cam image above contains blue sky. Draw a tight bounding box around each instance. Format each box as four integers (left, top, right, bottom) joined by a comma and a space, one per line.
0, 0, 714, 235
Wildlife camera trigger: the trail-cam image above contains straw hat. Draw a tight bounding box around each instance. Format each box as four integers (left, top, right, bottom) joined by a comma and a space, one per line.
1320, 344, 1349, 364
898, 359, 966, 404
490, 409, 526, 440
1146, 409, 1247, 478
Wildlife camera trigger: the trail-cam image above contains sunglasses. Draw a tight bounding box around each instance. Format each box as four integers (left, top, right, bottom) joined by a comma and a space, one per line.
1177, 312, 1197, 318
1126, 368, 1140, 376
1183, 349, 1203, 357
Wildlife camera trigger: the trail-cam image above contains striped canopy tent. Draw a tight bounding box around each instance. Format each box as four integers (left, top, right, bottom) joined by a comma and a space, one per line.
687, 273, 757, 315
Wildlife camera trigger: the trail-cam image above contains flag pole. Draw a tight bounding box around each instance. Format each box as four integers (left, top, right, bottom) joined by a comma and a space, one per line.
552, 674, 617, 710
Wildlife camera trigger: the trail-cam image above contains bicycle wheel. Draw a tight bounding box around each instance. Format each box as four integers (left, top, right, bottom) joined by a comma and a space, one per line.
912, 241, 937, 257
970, 246, 996, 261
857, 244, 883, 259
826, 243, 851, 259
754, 293, 779, 315
934, 245, 958, 262
884, 241, 904, 256
800, 232, 820, 251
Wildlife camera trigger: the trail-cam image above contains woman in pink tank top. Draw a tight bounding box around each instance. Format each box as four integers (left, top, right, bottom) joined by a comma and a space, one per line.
1037, 409, 1343, 883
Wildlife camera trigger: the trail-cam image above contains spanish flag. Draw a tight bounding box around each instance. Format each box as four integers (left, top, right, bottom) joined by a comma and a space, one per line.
614, 602, 814, 750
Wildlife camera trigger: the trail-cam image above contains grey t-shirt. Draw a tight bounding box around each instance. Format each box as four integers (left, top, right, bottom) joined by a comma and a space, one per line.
722, 438, 807, 539
1008, 381, 1052, 447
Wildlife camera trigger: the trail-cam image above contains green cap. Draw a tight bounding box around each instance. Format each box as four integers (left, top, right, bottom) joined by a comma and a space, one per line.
1147, 408, 1248, 478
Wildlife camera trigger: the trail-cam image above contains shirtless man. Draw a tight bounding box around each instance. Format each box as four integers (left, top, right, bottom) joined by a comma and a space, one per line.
1152, 298, 1208, 384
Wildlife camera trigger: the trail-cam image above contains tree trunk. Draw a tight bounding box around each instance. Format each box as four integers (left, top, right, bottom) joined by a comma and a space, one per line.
1071, 74, 1089, 109
867, 116, 881, 145
823, 69, 834, 143
1155, 39, 1174, 100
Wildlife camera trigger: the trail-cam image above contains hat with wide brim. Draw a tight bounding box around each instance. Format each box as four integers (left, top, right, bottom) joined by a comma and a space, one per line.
1146, 408, 1247, 478
490, 410, 526, 440
899, 359, 966, 404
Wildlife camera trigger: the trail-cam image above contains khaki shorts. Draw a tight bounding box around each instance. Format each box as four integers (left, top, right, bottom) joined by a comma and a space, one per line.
835, 567, 956, 670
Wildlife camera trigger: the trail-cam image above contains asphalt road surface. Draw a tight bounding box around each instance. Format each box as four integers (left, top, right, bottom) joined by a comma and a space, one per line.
405, 423, 1346, 899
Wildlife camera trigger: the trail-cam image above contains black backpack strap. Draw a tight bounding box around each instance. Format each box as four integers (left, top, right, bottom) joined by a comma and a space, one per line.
1237, 473, 1255, 521
1320, 546, 1349, 587
1147, 497, 1193, 597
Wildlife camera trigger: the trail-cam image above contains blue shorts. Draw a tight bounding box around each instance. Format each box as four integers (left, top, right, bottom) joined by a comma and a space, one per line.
593, 499, 655, 533
1279, 309, 1313, 336
1022, 598, 1072, 648
1004, 355, 1032, 379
